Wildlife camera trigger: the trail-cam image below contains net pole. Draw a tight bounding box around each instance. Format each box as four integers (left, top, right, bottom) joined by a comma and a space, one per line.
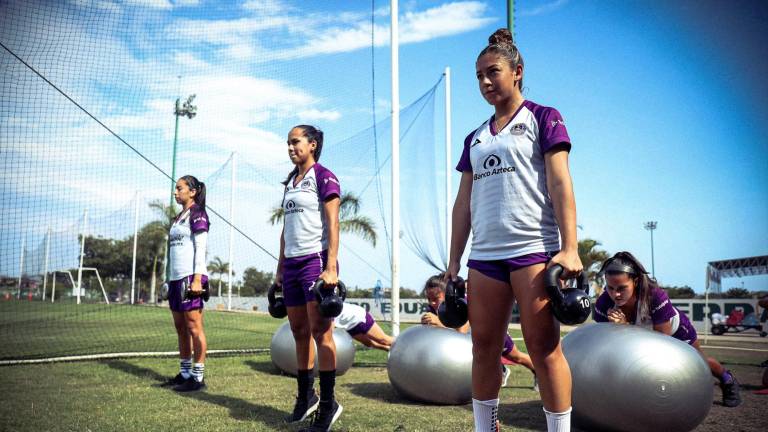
390, 0, 401, 337
130, 192, 140, 305
227, 152, 236, 311
42, 227, 51, 301
507, 0, 515, 37
17, 236, 25, 299
444, 66, 452, 268
76, 208, 88, 305
51, 273, 56, 303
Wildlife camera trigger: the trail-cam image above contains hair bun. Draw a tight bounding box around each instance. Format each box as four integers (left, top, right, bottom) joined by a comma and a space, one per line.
488, 28, 514, 46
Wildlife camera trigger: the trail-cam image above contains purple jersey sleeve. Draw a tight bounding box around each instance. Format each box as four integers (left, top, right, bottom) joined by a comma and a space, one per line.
648, 287, 677, 325
455, 129, 477, 172
315, 164, 341, 201
527, 102, 571, 154
592, 291, 612, 322
189, 205, 210, 233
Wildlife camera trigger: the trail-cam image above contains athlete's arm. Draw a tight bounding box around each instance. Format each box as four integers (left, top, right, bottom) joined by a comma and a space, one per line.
447, 171, 473, 281
319, 196, 341, 286
653, 319, 674, 336
276, 228, 285, 286
544, 148, 582, 276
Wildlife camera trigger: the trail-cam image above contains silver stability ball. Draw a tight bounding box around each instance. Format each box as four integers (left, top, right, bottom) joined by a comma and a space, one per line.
562, 323, 713, 432
387, 325, 473, 405
270, 321, 356, 376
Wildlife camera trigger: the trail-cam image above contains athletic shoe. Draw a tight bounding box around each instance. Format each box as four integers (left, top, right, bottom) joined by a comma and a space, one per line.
532, 374, 539, 392
173, 378, 206, 392
300, 400, 343, 432
161, 373, 188, 387
721, 376, 741, 407
285, 392, 319, 423
501, 366, 510, 388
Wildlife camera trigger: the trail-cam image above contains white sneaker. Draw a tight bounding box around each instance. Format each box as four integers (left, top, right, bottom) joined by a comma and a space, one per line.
501, 366, 510, 388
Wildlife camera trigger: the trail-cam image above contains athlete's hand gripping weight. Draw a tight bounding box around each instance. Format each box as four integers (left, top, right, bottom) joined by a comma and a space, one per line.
312, 279, 347, 318
267, 282, 288, 318
545, 264, 591, 325
183, 278, 210, 302
438, 277, 469, 328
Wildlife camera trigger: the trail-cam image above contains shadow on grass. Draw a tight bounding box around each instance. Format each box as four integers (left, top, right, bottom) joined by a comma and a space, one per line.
343, 382, 436, 407
244, 359, 284, 376
496, 400, 547, 431
106, 360, 290, 430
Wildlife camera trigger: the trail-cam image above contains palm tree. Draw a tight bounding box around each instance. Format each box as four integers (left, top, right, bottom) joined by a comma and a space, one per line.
578, 238, 610, 296
269, 192, 377, 247
208, 256, 229, 297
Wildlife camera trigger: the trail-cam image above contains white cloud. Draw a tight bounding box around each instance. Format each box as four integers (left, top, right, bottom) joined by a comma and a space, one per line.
297, 109, 342, 122
242, 0, 292, 15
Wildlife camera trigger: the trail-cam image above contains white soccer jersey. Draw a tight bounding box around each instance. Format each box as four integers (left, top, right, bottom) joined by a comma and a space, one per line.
456, 100, 571, 260
168, 204, 210, 281
334, 303, 368, 331
282, 163, 341, 258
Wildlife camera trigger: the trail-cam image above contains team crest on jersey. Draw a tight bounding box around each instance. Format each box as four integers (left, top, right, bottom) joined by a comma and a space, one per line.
510, 123, 527, 135
301, 179, 312, 189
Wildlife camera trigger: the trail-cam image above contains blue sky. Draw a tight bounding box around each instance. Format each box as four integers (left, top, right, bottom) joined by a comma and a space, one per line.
2, 0, 766, 294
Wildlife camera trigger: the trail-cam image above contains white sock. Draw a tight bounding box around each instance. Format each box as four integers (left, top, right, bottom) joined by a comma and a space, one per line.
472, 398, 499, 432
192, 362, 205, 383
180, 358, 192, 379
543, 407, 571, 432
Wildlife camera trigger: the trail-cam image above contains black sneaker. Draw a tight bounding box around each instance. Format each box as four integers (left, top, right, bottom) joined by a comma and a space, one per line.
285, 392, 319, 423
300, 400, 343, 432
161, 373, 188, 387
721, 376, 741, 407
174, 377, 206, 392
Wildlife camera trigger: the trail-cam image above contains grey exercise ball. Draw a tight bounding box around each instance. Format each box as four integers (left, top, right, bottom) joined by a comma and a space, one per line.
562, 323, 713, 432
270, 321, 356, 376
387, 325, 473, 405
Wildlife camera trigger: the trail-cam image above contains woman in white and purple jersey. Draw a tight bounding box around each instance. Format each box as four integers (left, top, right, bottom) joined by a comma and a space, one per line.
162, 175, 210, 392
333, 302, 394, 351
275, 125, 343, 431
595, 251, 741, 407
447, 28, 582, 432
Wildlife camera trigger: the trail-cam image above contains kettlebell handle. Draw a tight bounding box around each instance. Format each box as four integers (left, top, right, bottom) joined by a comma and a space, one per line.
268, 283, 280, 304
545, 264, 590, 301
445, 277, 465, 301
313, 279, 347, 301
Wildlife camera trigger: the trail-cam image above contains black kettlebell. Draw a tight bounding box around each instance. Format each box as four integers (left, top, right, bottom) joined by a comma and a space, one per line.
184, 279, 210, 301
437, 277, 469, 328
267, 283, 287, 319
544, 264, 591, 325
312, 279, 347, 318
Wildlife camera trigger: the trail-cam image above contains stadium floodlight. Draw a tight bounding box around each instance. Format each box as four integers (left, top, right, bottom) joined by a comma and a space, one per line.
644, 221, 658, 278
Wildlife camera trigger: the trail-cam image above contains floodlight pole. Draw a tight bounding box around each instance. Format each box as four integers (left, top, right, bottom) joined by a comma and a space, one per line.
227, 152, 236, 311
131, 192, 140, 305
17, 236, 25, 300
507, 0, 515, 38
444, 66, 451, 268
42, 227, 50, 301
390, 0, 401, 337
644, 221, 657, 278
77, 208, 88, 304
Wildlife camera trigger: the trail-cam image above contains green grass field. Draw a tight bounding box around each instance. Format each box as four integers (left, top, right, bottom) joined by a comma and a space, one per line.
1, 300, 766, 431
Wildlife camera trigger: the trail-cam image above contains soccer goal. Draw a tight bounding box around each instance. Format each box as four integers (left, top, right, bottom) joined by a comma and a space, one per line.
50, 268, 109, 304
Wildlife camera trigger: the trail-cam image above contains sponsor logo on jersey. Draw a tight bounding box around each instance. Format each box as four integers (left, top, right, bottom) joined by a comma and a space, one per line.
285, 199, 303, 214
474, 153, 516, 180
324, 177, 339, 185
510, 123, 527, 135
471, 138, 482, 147
551, 119, 565, 128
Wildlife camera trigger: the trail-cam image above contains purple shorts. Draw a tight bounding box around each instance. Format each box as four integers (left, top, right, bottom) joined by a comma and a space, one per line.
502, 333, 515, 355
168, 275, 208, 312
283, 250, 339, 307
468, 251, 557, 283
348, 312, 375, 336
